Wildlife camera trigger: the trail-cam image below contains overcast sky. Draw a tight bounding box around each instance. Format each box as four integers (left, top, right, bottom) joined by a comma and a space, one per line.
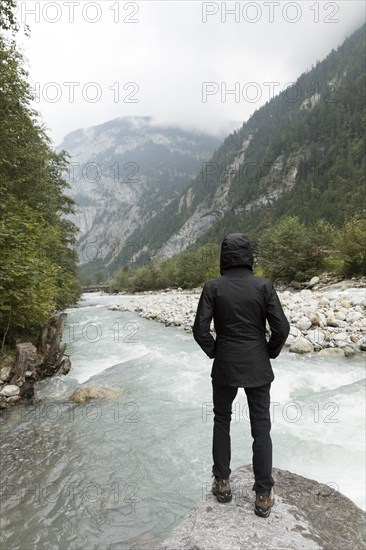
14, 1, 365, 146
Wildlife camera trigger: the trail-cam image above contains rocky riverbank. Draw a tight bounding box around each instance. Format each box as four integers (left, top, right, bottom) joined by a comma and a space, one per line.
155, 464, 366, 550
108, 275, 366, 357
0, 313, 71, 410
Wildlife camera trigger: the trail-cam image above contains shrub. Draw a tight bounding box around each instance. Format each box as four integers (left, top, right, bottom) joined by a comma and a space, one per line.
337, 212, 366, 276
258, 215, 335, 281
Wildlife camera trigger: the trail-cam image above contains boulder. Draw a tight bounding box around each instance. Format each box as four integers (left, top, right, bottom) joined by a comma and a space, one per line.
0, 365, 12, 383
300, 289, 313, 300
68, 385, 122, 404
156, 465, 365, 550
326, 317, 339, 327
306, 329, 325, 348
289, 337, 314, 354
332, 332, 348, 343
296, 317, 312, 331
0, 384, 20, 397
348, 312, 364, 323
308, 276, 320, 288
290, 280, 302, 289
309, 313, 320, 326
317, 348, 345, 357
344, 346, 357, 357
335, 310, 346, 320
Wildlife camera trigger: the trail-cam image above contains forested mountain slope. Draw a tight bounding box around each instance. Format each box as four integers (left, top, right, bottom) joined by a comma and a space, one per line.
128, 23, 365, 265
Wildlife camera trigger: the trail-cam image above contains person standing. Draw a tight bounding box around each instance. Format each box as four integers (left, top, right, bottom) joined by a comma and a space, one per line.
193, 233, 290, 518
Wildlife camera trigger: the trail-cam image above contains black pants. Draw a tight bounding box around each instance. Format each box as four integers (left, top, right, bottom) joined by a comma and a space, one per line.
212, 380, 274, 494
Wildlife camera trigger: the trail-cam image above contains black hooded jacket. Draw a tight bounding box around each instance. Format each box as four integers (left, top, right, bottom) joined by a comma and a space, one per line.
193, 233, 290, 387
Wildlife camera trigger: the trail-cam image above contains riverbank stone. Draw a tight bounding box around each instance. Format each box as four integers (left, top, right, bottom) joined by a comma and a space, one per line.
289, 337, 314, 354
296, 317, 312, 331
0, 384, 20, 397
107, 280, 365, 359
317, 348, 346, 357
68, 385, 122, 403
0, 365, 12, 382
359, 339, 366, 351
308, 276, 320, 287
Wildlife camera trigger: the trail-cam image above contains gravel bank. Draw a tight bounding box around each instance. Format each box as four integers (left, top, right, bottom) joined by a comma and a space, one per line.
108, 277, 366, 357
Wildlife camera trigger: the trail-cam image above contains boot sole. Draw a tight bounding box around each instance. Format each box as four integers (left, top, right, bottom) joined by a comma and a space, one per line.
254, 506, 271, 518
254, 497, 275, 518
212, 489, 232, 503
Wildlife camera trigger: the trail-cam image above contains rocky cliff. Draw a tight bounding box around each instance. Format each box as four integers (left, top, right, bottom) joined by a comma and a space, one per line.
156, 464, 365, 550
56, 116, 224, 279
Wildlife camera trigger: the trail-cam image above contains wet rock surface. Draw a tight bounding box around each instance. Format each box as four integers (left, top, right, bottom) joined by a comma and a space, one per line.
68, 385, 122, 403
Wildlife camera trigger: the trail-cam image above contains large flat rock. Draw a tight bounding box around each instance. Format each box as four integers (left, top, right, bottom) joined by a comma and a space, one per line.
156, 465, 365, 550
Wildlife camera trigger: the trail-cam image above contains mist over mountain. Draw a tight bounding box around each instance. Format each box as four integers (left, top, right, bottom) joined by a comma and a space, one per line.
56, 117, 225, 273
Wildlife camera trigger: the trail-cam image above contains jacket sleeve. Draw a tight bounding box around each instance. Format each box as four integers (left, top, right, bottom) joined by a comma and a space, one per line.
265, 283, 290, 359
193, 282, 216, 359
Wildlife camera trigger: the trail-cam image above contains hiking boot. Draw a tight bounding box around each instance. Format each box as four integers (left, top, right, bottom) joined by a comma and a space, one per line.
212, 477, 232, 503
254, 487, 275, 518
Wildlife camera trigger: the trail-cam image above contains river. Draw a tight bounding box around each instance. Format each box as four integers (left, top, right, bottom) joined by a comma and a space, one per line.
1, 292, 365, 549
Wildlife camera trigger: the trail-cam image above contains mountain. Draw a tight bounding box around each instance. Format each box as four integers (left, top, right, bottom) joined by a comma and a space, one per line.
56, 117, 226, 276
126, 23, 365, 265
59, 24, 365, 280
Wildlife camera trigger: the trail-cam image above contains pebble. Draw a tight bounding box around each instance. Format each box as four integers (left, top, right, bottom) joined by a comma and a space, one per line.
318, 348, 345, 357
0, 384, 21, 397
108, 283, 366, 358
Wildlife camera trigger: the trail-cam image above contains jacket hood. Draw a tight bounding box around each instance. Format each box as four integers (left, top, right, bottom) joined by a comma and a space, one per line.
220, 233, 253, 275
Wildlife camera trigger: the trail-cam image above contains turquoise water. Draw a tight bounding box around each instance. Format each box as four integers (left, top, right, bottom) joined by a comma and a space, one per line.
1, 292, 365, 549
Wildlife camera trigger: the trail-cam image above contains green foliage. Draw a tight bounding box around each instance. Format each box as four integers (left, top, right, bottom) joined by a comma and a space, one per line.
111, 243, 220, 292
0, 8, 81, 348
0, 0, 29, 35
116, 211, 364, 289
337, 212, 366, 276
0, 195, 81, 345
258, 216, 335, 282
0, 196, 59, 341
